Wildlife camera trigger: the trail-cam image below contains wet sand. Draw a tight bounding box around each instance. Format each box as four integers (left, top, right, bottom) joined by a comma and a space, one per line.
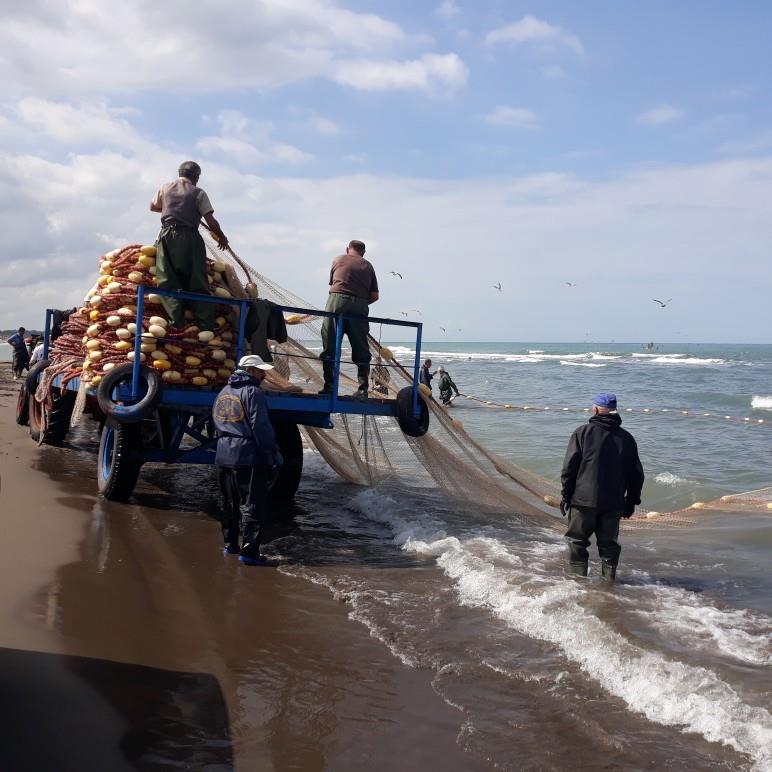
0, 366, 481, 771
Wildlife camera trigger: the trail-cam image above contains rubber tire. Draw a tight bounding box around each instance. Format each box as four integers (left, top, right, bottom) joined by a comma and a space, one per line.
28, 393, 43, 443
25, 359, 50, 393
98, 421, 143, 501
96, 363, 162, 425
395, 386, 430, 437
16, 384, 29, 426
29, 388, 76, 445
43, 389, 76, 445
269, 421, 303, 505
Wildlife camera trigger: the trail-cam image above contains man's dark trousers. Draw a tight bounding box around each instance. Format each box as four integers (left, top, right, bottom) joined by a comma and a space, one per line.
218, 466, 270, 550
320, 292, 371, 391
155, 223, 214, 330
565, 505, 622, 568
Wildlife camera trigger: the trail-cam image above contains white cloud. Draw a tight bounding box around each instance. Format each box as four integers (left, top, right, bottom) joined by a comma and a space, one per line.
0, 0, 406, 95
717, 131, 772, 155
486, 16, 583, 55
4, 125, 772, 342
332, 53, 468, 93
483, 106, 539, 129
435, 0, 461, 19
636, 104, 684, 126
197, 110, 313, 166
543, 64, 565, 79
309, 116, 341, 136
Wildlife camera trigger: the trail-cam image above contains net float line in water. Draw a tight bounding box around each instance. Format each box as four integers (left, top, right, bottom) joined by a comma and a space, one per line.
459, 394, 770, 429
199, 232, 771, 531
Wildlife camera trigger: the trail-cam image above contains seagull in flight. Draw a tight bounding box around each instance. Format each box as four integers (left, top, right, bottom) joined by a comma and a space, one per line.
389, 271, 403, 279
493, 282, 502, 292
399, 311, 408, 317
440, 326, 446, 332
565, 281, 576, 287
652, 298, 673, 308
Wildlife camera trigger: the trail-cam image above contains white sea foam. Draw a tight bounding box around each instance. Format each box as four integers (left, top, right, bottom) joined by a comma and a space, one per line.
648, 356, 726, 366
655, 472, 693, 486
560, 360, 606, 368
628, 585, 772, 667
751, 395, 772, 411
350, 488, 772, 769
528, 349, 545, 354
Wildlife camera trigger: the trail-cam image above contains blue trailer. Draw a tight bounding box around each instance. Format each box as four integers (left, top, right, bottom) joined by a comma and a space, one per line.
18, 286, 428, 502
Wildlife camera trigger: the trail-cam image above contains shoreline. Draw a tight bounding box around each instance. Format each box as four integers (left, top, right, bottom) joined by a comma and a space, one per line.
0, 366, 482, 770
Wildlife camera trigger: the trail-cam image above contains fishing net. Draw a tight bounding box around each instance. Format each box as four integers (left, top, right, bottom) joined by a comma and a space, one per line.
202, 235, 771, 532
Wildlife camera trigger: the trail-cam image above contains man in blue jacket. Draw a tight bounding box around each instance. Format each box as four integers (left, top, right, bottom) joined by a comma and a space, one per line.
213, 354, 283, 564
560, 392, 644, 580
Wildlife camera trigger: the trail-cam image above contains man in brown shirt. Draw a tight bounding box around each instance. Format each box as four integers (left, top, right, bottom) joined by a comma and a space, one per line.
150, 161, 229, 330
319, 240, 379, 399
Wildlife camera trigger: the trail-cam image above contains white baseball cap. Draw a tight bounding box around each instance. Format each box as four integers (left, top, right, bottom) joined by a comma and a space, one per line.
238, 354, 274, 371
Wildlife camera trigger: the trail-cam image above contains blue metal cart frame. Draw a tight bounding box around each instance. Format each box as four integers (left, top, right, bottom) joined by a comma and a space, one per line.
30, 287, 425, 501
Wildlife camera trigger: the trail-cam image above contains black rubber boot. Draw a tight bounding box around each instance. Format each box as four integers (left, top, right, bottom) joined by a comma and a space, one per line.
601, 561, 617, 581
569, 562, 588, 577
354, 366, 369, 400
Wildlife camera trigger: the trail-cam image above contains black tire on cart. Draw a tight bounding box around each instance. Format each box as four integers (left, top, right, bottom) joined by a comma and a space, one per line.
395, 387, 430, 437
96, 363, 162, 425
29, 388, 76, 445
16, 384, 29, 426
98, 421, 143, 501
20, 359, 51, 426
269, 421, 303, 505
25, 359, 50, 393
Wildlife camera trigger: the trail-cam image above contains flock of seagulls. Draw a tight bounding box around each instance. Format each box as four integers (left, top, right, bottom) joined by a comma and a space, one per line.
385, 269, 675, 334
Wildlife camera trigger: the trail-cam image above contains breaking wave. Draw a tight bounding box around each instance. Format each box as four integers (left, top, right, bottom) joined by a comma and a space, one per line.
751, 396, 772, 411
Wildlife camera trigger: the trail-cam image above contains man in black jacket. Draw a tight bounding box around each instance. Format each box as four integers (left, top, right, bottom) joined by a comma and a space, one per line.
560, 392, 644, 580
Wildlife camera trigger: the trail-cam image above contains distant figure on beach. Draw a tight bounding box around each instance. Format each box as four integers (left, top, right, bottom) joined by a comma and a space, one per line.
150, 161, 229, 331
319, 239, 379, 400
7, 327, 30, 379
212, 355, 283, 565
559, 392, 644, 580
437, 366, 460, 406
419, 358, 434, 392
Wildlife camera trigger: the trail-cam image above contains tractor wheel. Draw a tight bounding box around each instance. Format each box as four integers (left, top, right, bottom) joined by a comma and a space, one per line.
269, 421, 303, 505
98, 421, 144, 501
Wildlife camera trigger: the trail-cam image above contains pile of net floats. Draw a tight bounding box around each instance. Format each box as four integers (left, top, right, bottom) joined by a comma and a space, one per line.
51, 244, 243, 389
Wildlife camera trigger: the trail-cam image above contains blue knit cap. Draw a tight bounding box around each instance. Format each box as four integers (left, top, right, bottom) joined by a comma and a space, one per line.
593, 392, 617, 410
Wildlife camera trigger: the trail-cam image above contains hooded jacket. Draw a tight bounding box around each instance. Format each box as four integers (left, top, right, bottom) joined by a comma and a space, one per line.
213, 370, 279, 469
560, 413, 644, 513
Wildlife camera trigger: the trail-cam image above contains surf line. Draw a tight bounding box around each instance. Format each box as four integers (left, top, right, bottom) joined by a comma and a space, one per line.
456, 395, 770, 428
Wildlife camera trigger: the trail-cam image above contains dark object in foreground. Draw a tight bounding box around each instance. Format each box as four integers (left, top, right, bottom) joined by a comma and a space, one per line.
0, 646, 233, 771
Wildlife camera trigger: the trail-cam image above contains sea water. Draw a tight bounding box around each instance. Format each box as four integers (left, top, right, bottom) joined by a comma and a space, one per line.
275, 342, 772, 770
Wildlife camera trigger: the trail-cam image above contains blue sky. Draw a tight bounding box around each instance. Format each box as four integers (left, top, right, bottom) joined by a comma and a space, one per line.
2, 1, 771, 342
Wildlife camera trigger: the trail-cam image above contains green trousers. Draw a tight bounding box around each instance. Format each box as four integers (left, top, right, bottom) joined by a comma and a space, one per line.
155, 224, 214, 330
320, 292, 371, 390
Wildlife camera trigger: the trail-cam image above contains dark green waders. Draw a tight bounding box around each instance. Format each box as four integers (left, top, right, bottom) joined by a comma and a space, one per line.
565, 506, 622, 580
319, 292, 371, 394
155, 224, 214, 330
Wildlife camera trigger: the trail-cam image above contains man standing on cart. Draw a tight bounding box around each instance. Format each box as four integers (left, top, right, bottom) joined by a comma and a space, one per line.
213, 355, 283, 564
150, 161, 230, 331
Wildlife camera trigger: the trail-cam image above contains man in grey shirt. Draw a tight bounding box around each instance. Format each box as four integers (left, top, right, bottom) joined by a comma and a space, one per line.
150, 161, 229, 330
319, 240, 379, 399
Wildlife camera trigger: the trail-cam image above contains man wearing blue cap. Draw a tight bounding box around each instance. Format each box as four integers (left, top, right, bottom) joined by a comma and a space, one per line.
560, 392, 644, 580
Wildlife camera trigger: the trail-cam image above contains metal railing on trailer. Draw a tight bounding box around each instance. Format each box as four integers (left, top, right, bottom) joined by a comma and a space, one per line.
29, 286, 429, 501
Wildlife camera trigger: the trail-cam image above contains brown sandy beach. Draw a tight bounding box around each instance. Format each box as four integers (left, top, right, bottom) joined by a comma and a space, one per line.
0, 365, 481, 771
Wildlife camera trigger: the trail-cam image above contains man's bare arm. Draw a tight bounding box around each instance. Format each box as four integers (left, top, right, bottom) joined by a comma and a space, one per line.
203, 211, 229, 250
368, 291, 379, 304
150, 202, 162, 212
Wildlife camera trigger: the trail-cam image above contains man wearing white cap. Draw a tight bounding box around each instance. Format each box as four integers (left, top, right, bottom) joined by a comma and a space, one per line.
212, 354, 283, 564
